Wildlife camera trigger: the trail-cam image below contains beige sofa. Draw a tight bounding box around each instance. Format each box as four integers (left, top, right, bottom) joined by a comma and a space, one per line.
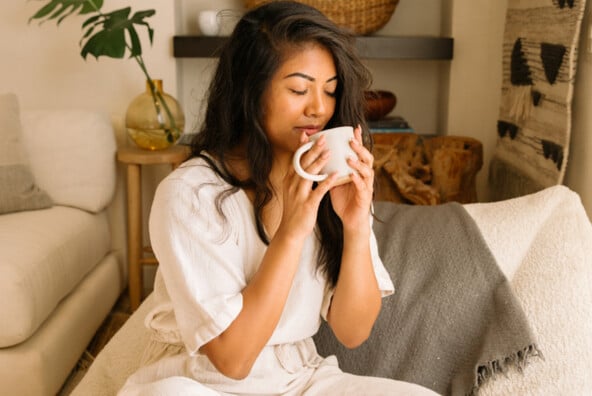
0, 93, 125, 395
73, 185, 592, 395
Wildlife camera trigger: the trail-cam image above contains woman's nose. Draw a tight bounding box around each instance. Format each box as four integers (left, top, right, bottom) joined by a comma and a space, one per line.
305, 90, 328, 118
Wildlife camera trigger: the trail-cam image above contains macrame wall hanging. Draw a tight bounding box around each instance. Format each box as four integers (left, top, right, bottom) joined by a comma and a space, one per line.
489, 0, 586, 201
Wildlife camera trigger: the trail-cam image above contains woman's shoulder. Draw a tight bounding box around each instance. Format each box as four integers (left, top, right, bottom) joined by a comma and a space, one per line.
151, 156, 215, 199
171, 155, 220, 180
157, 155, 226, 190
154, 155, 242, 208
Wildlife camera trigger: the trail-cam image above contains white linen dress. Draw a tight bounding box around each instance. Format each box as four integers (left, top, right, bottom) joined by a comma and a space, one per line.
118, 157, 439, 396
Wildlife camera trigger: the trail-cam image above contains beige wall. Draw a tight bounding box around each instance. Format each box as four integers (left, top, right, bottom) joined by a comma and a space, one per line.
3, 1, 178, 115
446, 0, 507, 202
566, 5, 592, 219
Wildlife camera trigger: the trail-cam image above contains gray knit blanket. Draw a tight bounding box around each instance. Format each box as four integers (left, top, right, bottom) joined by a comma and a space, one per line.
313, 201, 541, 396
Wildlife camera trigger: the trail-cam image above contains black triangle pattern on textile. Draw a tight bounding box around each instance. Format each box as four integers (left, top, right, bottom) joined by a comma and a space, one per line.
540, 43, 566, 84
497, 120, 519, 139
531, 90, 543, 106
511, 38, 533, 86
541, 139, 564, 170
557, 0, 575, 9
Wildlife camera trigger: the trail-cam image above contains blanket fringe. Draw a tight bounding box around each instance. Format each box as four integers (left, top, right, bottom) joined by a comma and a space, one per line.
469, 344, 543, 396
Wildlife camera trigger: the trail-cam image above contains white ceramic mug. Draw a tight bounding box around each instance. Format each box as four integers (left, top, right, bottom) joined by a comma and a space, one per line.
293, 126, 356, 185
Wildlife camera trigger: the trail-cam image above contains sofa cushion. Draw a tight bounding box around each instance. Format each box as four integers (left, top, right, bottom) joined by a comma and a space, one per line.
0, 93, 52, 215
0, 252, 121, 396
20, 110, 116, 214
0, 205, 111, 347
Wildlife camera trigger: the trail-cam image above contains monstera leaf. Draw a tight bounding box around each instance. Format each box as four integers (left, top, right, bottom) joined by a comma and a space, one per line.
29, 0, 104, 23
29, 0, 155, 60
80, 7, 155, 59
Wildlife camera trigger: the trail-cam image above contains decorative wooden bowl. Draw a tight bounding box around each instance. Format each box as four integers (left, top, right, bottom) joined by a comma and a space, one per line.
364, 90, 397, 121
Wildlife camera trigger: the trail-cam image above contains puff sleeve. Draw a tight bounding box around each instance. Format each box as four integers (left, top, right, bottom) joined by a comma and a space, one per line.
148, 175, 248, 354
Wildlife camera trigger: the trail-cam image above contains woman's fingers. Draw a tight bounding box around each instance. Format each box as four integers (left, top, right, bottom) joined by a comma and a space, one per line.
349, 156, 374, 180
296, 134, 331, 179
348, 126, 374, 183
350, 127, 373, 168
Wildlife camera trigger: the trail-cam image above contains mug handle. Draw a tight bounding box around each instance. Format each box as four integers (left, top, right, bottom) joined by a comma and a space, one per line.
292, 142, 328, 182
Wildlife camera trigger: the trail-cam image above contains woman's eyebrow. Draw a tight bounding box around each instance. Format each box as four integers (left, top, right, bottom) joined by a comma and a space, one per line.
284, 72, 338, 83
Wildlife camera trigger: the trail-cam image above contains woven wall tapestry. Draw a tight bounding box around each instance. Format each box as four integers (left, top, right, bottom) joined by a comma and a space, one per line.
489, 0, 586, 201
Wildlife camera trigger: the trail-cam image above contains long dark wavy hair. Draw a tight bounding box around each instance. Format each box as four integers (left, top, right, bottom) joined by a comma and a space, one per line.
190, 1, 372, 287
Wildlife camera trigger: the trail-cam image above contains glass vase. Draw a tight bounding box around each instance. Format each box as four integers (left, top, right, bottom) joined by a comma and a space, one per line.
125, 79, 185, 150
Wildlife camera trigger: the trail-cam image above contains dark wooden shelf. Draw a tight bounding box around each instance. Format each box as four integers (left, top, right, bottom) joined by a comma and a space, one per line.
173, 36, 453, 60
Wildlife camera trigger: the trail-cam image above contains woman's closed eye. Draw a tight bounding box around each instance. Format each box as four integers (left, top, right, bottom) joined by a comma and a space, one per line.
289, 88, 336, 97
290, 88, 307, 95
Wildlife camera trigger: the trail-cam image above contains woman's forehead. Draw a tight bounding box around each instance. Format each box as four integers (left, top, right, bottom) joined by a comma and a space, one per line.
276, 43, 337, 79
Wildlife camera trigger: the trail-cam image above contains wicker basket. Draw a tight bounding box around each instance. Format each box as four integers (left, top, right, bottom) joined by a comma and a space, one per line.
243, 0, 399, 35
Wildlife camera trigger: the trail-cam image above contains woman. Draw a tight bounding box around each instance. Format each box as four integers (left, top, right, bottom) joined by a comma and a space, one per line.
119, 1, 438, 395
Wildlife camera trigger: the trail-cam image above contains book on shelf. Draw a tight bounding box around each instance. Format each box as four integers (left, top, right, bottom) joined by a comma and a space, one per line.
369, 116, 414, 133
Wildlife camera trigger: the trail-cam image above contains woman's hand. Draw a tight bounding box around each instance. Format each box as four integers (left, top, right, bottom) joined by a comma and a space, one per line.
329, 125, 374, 232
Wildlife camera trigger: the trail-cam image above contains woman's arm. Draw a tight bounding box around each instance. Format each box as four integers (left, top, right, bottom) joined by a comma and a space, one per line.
326, 126, 382, 348
200, 229, 305, 379
326, 222, 382, 348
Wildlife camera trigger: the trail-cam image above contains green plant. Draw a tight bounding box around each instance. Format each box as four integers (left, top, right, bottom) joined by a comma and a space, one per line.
29, 0, 180, 143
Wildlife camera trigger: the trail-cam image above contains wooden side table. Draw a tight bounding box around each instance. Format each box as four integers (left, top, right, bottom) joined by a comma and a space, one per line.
117, 145, 191, 310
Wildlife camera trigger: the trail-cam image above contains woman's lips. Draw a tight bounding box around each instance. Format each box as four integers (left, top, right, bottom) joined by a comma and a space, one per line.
297, 126, 322, 136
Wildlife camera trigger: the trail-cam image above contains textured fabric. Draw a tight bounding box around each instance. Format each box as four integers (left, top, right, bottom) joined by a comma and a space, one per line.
313, 200, 539, 396
0, 252, 122, 396
466, 186, 592, 395
20, 109, 116, 213
0, 206, 111, 346
489, 0, 586, 200
0, 92, 52, 214
145, 156, 393, 355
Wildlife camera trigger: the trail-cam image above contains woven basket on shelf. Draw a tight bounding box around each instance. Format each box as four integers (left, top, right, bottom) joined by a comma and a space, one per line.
243, 0, 399, 35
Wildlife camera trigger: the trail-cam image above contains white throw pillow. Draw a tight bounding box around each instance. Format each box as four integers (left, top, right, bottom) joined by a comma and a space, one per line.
0, 93, 52, 214
21, 109, 116, 213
